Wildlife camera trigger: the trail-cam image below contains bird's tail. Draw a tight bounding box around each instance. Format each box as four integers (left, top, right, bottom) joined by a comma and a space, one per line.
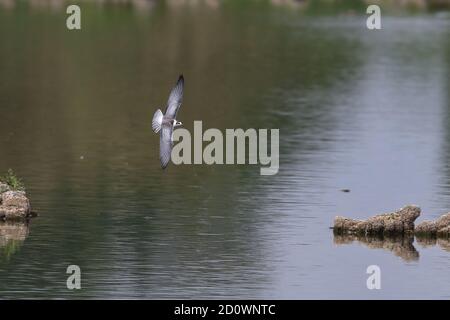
152, 109, 163, 133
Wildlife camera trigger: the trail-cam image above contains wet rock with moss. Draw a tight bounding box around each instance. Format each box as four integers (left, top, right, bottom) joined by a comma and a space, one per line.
0, 170, 32, 221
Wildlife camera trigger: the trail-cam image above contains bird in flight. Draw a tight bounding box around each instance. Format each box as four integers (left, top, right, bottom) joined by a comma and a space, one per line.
152, 75, 184, 169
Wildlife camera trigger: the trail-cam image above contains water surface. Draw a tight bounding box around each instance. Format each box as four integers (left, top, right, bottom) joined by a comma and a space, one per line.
0, 4, 449, 299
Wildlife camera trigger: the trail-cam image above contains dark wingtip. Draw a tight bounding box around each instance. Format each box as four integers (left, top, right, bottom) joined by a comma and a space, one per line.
161, 161, 169, 170
179, 74, 184, 82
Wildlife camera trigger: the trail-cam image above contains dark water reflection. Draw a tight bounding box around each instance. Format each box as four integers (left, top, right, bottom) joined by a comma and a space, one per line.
0, 4, 449, 298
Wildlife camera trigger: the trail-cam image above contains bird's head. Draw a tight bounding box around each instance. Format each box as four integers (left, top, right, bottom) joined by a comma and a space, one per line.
173, 120, 183, 127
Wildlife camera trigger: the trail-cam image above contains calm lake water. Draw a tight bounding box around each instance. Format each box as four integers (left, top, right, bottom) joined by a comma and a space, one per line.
0, 3, 449, 299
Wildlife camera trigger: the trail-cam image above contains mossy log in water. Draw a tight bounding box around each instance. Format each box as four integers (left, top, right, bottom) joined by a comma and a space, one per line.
334, 205, 450, 238
333, 205, 420, 236
415, 213, 450, 237
0, 182, 33, 221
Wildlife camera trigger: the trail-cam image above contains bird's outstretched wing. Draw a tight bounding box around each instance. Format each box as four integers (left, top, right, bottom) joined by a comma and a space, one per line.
164, 75, 184, 119
160, 122, 174, 169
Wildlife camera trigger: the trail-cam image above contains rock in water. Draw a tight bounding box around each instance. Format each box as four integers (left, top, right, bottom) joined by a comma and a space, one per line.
415, 213, 450, 237
0, 188, 32, 221
333, 205, 421, 236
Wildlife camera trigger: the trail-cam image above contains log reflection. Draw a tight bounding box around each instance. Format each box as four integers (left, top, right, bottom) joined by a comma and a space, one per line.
333, 233, 419, 262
